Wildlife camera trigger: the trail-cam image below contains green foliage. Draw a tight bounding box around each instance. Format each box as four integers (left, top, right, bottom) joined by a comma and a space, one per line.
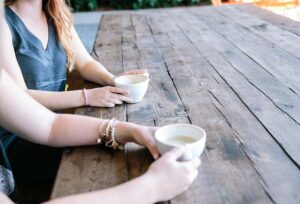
70, 0, 97, 11
70, 0, 203, 12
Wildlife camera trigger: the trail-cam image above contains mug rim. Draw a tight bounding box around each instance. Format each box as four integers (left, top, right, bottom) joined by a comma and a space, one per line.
114, 74, 149, 85
155, 123, 206, 146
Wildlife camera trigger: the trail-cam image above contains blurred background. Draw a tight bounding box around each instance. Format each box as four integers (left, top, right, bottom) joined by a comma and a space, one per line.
69, 0, 207, 11
70, 0, 299, 53
69, 0, 299, 21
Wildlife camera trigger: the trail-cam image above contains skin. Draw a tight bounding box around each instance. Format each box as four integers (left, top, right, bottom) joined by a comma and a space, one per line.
2, 0, 148, 110
0, 70, 201, 203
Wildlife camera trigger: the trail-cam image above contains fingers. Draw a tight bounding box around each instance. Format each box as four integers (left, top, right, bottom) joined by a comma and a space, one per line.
107, 98, 123, 105
109, 87, 129, 95
180, 158, 201, 170
103, 95, 133, 107
163, 146, 188, 160
103, 102, 115, 108
147, 142, 160, 160
111, 93, 133, 103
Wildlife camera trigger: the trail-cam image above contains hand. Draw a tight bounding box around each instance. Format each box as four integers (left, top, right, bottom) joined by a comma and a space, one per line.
145, 147, 201, 202
130, 124, 159, 160
85, 87, 133, 107
115, 123, 159, 159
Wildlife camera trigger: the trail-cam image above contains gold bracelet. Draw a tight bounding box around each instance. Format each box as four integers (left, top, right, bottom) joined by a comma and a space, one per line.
96, 118, 124, 150
96, 120, 108, 144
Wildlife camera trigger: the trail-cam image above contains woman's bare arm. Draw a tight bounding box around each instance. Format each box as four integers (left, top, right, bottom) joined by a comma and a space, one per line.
72, 27, 148, 86
0, 71, 200, 204
71, 26, 115, 86
1, 20, 131, 110
0, 70, 158, 155
45, 173, 156, 204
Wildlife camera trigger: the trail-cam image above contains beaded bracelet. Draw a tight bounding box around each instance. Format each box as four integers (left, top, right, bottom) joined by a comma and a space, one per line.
97, 118, 124, 150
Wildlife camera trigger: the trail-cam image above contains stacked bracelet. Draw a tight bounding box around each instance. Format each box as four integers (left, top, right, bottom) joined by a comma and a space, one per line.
97, 118, 124, 150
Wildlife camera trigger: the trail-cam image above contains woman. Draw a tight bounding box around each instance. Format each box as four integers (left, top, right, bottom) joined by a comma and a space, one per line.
3, 0, 141, 109
1, 0, 147, 198
0, 6, 200, 199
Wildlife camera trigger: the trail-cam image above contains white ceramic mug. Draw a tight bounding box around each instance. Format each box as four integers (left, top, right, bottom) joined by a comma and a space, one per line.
114, 74, 149, 103
155, 124, 206, 161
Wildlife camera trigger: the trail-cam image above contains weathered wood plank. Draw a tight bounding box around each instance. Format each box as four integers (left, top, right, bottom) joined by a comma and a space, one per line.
121, 13, 189, 185
190, 7, 300, 96
187, 7, 300, 164
53, 6, 300, 204
236, 4, 300, 36
180, 7, 300, 124
51, 146, 127, 198
93, 15, 124, 75
215, 5, 300, 59
165, 8, 300, 203
51, 15, 127, 199
210, 6, 300, 124
145, 10, 273, 204
122, 14, 187, 123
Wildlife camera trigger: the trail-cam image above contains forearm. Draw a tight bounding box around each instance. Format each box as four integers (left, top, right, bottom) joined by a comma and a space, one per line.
44, 173, 156, 204
48, 115, 134, 147
77, 60, 115, 86
27, 89, 85, 111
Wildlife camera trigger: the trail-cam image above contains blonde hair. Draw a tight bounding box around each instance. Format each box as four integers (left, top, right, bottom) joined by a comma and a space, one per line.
5, 0, 75, 71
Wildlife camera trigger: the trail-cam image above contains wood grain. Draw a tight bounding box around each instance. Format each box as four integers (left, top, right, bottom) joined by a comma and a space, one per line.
144, 10, 272, 203
165, 8, 300, 203
51, 15, 127, 199
52, 5, 300, 204
187, 6, 300, 166
237, 4, 300, 36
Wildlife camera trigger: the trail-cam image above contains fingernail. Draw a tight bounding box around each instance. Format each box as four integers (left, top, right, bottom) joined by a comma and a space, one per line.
154, 153, 159, 160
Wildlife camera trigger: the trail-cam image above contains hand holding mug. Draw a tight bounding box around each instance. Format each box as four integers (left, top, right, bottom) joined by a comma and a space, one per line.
145, 146, 201, 202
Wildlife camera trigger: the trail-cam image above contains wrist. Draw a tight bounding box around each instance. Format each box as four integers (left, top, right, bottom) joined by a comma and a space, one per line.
139, 172, 159, 203
82, 89, 89, 106
115, 121, 136, 144
80, 89, 86, 106
108, 75, 116, 86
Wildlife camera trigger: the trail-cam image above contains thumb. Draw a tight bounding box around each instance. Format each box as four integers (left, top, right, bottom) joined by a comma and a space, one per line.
147, 142, 160, 160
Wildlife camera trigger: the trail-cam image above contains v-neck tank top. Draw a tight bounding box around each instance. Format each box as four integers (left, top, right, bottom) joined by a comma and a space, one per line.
0, 7, 67, 197
5, 6, 67, 91
1, 6, 67, 147
0, 6, 68, 183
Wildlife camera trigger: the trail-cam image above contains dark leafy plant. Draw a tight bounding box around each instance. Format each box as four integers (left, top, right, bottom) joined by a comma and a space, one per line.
70, 0, 97, 11
70, 0, 205, 11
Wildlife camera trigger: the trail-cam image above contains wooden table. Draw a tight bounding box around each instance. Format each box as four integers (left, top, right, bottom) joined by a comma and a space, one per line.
51, 4, 300, 204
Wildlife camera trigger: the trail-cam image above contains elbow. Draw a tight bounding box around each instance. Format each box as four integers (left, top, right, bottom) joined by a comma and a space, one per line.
77, 58, 95, 73
47, 114, 64, 148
